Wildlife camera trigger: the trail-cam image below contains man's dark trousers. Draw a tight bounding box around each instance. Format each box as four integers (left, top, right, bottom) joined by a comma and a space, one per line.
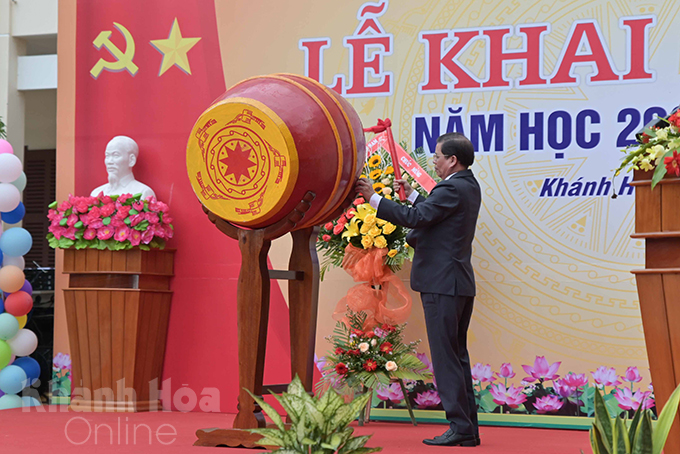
421, 292, 477, 436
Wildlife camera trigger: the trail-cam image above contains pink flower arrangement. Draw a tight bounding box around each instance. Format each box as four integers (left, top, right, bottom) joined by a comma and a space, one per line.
561, 373, 588, 389
52, 352, 72, 372
522, 356, 561, 382
47, 193, 173, 251
534, 395, 564, 414
376, 383, 404, 403
614, 388, 654, 411
591, 366, 622, 387
489, 384, 527, 408
414, 390, 441, 409
471, 363, 496, 384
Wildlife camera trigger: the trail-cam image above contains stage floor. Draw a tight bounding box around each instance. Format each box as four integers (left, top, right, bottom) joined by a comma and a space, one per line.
0, 407, 591, 453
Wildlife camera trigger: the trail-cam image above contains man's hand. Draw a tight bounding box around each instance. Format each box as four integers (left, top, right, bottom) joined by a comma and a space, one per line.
394, 179, 414, 197
355, 178, 376, 199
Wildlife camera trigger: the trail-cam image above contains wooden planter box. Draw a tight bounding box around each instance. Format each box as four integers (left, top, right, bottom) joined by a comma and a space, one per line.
631, 169, 680, 454
62, 248, 174, 412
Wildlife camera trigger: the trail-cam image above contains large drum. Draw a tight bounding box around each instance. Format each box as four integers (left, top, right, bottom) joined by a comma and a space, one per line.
186, 74, 365, 230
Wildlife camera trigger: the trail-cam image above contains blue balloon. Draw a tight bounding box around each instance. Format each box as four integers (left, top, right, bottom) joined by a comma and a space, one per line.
0, 249, 3, 265
12, 357, 40, 386
1, 202, 25, 224
0, 365, 28, 394
0, 227, 32, 257
0, 299, 3, 313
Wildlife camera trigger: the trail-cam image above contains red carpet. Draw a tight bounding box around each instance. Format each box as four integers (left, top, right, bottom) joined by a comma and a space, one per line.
0, 407, 591, 453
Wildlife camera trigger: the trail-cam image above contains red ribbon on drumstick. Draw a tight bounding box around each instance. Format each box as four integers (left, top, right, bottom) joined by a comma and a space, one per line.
364, 118, 406, 201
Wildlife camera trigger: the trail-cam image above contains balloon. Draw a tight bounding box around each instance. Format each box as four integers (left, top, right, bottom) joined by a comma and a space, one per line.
1, 202, 25, 224
2, 255, 24, 269
15, 315, 26, 329
19, 280, 32, 296
0, 139, 13, 155
9, 172, 26, 192
12, 357, 40, 386
7, 329, 37, 356
0, 313, 19, 341
0, 298, 4, 313
0, 394, 22, 410
5, 291, 32, 317
0, 340, 11, 369
0, 266, 25, 293
0, 154, 22, 184
21, 396, 41, 407
0, 183, 20, 212
0, 228, 32, 257
0, 365, 27, 394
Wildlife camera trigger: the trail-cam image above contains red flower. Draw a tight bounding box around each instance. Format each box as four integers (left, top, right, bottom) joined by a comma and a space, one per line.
669, 113, 680, 128
100, 203, 115, 218
322, 234, 331, 242
324, 222, 334, 230
335, 347, 346, 355
664, 150, 680, 177
333, 224, 344, 235
365, 331, 375, 338
353, 197, 365, 206
641, 133, 650, 144
363, 359, 378, 372
337, 215, 348, 226
381, 323, 396, 333
380, 342, 393, 354
346, 209, 356, 220
347, 349, 360, 356
335, 363, 348, 375
74, 200, 90, 214
351, 329, 365, 337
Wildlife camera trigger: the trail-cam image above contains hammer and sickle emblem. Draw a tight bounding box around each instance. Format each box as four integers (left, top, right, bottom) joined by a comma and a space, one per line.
90, 22, 139, 79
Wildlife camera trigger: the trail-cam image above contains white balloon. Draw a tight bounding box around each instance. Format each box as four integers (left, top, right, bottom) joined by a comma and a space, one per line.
0, 394, 22, 410
7, 329, 38, 357
10, 172, 26, 192
2, 255, 24, 269
0, 155, 22, 183
0, 184, 20, 212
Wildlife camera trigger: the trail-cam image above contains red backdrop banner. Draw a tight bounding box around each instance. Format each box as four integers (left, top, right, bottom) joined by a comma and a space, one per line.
73, 0, 292, 412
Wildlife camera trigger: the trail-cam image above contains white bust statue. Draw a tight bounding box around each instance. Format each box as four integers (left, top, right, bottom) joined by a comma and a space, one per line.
90, 136, 156, 200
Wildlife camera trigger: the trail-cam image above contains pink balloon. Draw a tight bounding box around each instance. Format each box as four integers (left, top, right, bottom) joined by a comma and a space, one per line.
0, 140, 13, 155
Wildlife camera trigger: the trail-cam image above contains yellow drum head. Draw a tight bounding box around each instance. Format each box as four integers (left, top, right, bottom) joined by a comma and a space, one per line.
187, 98, 298, 226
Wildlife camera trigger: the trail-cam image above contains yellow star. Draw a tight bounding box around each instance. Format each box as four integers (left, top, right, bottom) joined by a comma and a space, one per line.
150, 18, 201, 76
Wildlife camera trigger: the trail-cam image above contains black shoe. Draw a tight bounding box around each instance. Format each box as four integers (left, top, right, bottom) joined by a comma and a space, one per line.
423, 429, 478, 447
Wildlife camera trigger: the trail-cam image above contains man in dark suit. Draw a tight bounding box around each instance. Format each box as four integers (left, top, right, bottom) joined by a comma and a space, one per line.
356, 132, 482, 447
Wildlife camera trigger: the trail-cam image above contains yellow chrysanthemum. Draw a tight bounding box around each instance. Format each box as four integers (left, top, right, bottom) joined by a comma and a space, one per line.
382, 222, 396, 235
388, 249, 398, 257
368, 154, 382, 167
364, 213, 377, 228
369, 225, 382, 237
342, 218, 361, 238
369, 169, 382, 179
373, 182, 385, 193
374, 235, 388, 248
360, 174, 367, 179
361, 235, 374, 249
384, 166, 394, 175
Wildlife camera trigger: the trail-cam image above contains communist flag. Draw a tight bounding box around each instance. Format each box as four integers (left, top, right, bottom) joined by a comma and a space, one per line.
70, 0, 292, 412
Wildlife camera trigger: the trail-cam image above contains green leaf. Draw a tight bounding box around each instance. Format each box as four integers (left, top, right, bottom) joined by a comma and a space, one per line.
651, 150, 673, 189
633, 412, 653, 454
629, 403, 643, 448
594, 387, 613, 454
102, 217, 111, 226
613, 417, 630, 454
244, 389, 285, 430
605, 394, 622, 419
652, 382, 680, 454
339, 435, 372, 453
124, 217, 131, 225
48, 201, 57, 209
58, 238, 75, 248
479, 389, 499, 413
139, 244, 150, 251
59, 218, 68, 226
129, 209, 139, 215
590, 427, 605, 454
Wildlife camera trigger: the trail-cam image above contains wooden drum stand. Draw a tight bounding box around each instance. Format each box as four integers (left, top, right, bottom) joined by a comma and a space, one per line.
194, 192, 321, 448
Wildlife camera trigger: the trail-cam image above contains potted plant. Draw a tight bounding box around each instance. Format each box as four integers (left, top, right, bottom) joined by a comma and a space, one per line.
248, 376, 382, 453
614, 108, 680, 453
48, 192, 175, 412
